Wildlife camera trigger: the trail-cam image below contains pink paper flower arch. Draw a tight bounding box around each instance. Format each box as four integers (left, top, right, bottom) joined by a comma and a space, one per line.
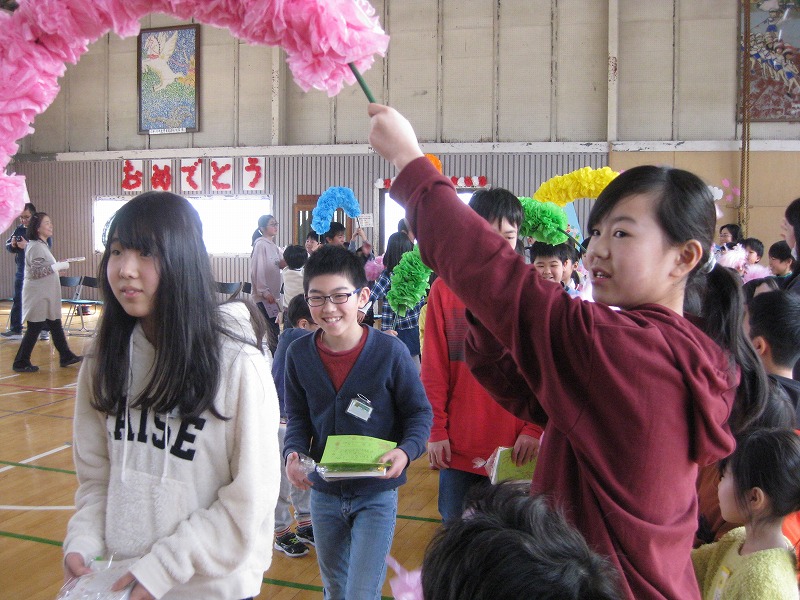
0, 0, 388, 231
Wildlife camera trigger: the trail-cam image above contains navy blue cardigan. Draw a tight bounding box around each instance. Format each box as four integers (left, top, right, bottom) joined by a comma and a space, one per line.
283, 326, 432, 496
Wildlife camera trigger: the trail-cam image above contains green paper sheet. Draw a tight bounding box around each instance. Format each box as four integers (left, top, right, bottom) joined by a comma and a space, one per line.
320, 435, 397, 466
492, 447, 537, 484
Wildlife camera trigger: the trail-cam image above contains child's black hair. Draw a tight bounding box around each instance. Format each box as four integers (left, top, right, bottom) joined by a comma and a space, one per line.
324, 221, 346, 242
26, 212, 48, 241
742, 277, 779, 306
749, 290, 800, 368
719, 428, 800, 523
283, 244, 307, 270
92, 192, 266, 420
769, 240, 793, 261
383, 231, 414, 273
785, 198, 800, 258
529, 242, 570, 263
306, 231, 321, 243
23, 202, 36, 214
422, 482, 621, 600
587, 165, 769, 435
303, 244, 367, 294
719, 223, 742, 244
769, 240, 795, 270
468, 188, 524, 228
286, 293, 313, 328
742, 237, 764, 260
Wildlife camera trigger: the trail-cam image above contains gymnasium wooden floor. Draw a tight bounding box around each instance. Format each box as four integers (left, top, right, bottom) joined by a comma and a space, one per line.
0, 304, 441, 599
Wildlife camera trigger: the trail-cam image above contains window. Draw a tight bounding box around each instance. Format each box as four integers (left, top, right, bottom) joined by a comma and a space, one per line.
94, 195, 273, 255
381, 190, 473, 251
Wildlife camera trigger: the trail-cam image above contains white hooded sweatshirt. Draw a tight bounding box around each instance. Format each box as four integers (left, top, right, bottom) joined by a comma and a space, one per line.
64, 302, 280, 599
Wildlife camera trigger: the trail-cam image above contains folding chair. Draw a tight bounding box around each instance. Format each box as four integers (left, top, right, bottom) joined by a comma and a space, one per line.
62, 276, 103, 334
215, 281, 243, 302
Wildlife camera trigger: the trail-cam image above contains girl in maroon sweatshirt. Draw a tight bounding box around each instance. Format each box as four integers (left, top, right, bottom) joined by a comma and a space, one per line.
367, 104, 769, 600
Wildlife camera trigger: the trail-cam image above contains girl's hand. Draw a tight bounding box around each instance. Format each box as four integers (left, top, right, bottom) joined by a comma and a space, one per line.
286, 452, 312, 490
112, 572, 154, 600
512, 434, 539, 467
380, 448, 409, 479
367, 104, 424, 172
63, 552, 92, 583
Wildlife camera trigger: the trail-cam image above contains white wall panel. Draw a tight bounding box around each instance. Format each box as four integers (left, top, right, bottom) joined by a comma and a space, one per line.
385, 0, 439, 142
441, 0, 495, 142
108, 33, 146, 151
497, 0, 553, 141
238, 43, 273, 147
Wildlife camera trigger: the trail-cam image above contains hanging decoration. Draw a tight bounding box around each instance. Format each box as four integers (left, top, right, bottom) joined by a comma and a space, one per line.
387, 246, 432, 317
533, 167, 619, 208
120, 159, 144, 192
518, 197, 569, 246
243, 156, 265, 191
150, 159, 172, 191
311, 186, 362, 234
425, 154, 442, 173
375, 175, 487, 190
180, 158, 202, 192
210, 158, 233, 191
0, 0, 388, 230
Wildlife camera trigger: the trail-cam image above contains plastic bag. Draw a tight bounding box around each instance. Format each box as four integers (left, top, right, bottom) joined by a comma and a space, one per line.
56, 557, 136, 600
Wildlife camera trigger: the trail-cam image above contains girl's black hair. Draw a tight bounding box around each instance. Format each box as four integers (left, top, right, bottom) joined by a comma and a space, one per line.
26, 212, 48, 241
719, 428, 800, 523
23, 202, 36, 214
587, 165, 769, 434
92, 192, 263, 420
719, 223, 742, 244
383, 231, 414, 273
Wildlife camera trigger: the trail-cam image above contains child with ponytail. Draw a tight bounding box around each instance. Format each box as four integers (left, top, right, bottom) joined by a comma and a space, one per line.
367, 104, 770, 600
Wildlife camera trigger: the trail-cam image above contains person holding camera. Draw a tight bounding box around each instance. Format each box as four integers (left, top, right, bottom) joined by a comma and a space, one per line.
3, 203, 36, 340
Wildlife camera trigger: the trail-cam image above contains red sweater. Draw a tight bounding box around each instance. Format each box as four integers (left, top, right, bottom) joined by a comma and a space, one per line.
392, 157, 737, 600
422, 278, 542, 473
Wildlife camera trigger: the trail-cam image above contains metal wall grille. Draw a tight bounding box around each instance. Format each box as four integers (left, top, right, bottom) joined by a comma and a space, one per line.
4, 151, 606, 298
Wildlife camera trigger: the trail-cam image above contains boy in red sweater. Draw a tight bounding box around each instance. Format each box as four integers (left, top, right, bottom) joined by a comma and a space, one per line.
423, 188, 542, 521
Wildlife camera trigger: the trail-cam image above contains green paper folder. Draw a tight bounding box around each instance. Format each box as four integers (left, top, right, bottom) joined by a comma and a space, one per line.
490, 446, 537, 484
317, 435, 397, 479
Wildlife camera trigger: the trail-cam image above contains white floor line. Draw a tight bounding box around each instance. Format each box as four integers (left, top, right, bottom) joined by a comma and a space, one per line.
0, 389, 34, 397
0, 505, 75, 511
0, 444, 71, 474
0, 374, 20, 381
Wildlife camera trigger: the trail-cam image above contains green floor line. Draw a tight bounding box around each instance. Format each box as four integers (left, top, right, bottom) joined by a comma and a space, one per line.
397, 513, 440, 523
262, 577, 324, 592
0, 460, 76, 475
0, 529, 62, 547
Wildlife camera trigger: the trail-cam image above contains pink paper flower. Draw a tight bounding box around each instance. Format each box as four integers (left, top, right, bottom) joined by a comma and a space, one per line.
0, 173, 28, 232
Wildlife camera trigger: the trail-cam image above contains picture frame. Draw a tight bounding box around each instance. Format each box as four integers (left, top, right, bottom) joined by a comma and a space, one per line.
738, 1, 800, 122
138, 24, 200, 134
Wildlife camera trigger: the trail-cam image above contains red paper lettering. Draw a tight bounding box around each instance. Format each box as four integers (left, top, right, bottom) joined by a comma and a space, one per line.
244, 157, 262, 189
151, 165, 172, 190
121, 160, 143, 191
211, 160, 232, 190
181, 159, 201, 191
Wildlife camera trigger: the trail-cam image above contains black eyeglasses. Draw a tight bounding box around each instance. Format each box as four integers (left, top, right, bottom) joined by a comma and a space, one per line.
305, 289, 360, 307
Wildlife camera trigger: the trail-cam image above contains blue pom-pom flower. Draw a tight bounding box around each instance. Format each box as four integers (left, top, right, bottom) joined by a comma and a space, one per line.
311, 187, 362, 234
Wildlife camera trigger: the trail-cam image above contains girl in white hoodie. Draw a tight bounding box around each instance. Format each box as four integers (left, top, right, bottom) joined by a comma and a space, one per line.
63, 192, 281, 600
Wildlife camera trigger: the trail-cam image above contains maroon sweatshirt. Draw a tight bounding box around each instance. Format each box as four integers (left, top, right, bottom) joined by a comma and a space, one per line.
391, 157, 737, 600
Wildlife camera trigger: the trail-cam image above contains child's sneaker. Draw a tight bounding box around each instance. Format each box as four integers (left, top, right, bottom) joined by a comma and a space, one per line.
274, 531, 309, 557
295, 525, 315, 546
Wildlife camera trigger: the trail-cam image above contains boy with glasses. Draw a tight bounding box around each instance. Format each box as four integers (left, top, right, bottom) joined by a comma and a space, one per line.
283, 245, 431, 600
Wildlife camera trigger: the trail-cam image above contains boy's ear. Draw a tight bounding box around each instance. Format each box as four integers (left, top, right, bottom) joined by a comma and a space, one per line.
673, 240, 703, 277
357, 286, 371, 308
751, 335, 768, 357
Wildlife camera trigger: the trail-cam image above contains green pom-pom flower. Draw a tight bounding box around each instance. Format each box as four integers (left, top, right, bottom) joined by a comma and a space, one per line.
519, 197, 568, 245
388, 246, 433, 317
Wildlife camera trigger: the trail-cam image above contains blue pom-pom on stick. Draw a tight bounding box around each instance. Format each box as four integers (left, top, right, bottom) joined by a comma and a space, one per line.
311, 187, 363, 234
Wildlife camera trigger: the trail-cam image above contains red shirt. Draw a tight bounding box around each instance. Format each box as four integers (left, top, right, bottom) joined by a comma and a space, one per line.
422, 278, 542, 473
316, 326, 369, 392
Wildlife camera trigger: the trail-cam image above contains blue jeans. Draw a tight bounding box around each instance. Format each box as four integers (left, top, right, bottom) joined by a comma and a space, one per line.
310, 488, 398, 600
9, 272, 23, 332
437, 468, 489, 523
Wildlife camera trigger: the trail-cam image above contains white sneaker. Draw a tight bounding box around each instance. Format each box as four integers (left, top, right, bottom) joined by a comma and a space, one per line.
39, 331, 50, 341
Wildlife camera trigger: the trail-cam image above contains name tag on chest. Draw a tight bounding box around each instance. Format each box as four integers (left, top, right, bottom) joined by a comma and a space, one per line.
346, 394, 373, 422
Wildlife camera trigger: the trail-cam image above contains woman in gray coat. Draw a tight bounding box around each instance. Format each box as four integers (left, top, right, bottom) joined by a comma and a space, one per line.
12, 212, 81, 373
